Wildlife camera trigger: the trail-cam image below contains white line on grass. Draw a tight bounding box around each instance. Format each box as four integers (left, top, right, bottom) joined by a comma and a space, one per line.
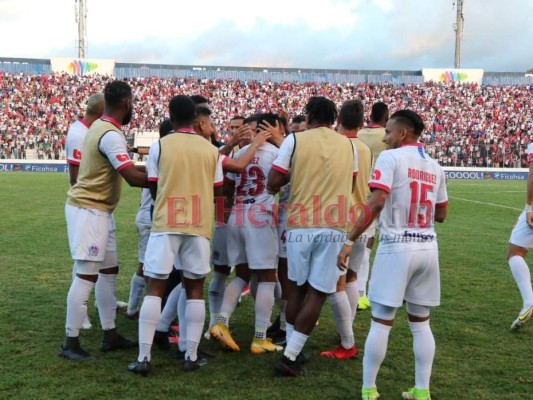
449, 196, 522, 211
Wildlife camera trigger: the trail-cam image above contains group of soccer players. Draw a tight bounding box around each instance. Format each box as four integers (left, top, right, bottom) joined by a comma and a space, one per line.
60, 78, 532, 400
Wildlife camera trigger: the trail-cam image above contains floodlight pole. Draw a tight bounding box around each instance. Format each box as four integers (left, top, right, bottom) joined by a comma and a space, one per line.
453, 0, 465, 68
75, 0, 87, 58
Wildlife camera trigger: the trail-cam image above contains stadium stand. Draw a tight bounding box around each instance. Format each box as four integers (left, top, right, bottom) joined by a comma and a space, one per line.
1, 58, 531, 167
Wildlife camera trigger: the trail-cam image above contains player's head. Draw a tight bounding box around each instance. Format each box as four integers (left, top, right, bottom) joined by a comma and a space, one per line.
193, 106, 213, 140
370, 102, 389, 127
229, 116, 245, 136
290, 115, 306, 133
169, 95, 196, 130
159, 118, 172, 139
104, 80, 133, 125
239, 115, 259, 147
338, 100, 364, 131
384, 109, 424, 149
191, 95, 209, 108
85, 93, 105, 118
304, 96, 337, 128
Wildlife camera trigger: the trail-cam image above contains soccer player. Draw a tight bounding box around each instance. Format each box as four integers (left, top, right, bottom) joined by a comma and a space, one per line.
65, 92, 104, 330
507, 142, 533, 331
60, 81, 148, 361
356, 101, 389, 310
267, 96, 357, 376
210, 113, 283, 354
337, 110, 448, 400
289, 115, 306, 134
126, 119, 173, 320
321, 99, 372, 360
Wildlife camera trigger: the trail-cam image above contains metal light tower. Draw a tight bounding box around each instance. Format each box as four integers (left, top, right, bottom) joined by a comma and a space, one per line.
75, 0, 87, 58
453, 0, 465, 68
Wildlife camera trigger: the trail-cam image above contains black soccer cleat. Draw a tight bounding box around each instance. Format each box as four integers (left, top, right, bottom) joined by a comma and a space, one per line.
101, 328, 137, 352
153, 330, 171, 350
267, 315, 281, 335
183, 357, 203, 371
58, 337, 96, 361
275, 355, 308, 377
127, 357, 150, 376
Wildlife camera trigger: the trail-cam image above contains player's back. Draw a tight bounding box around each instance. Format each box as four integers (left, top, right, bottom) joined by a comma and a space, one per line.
370, 144, 447, 250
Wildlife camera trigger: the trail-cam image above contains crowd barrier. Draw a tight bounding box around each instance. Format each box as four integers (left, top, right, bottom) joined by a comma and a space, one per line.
0, 161, 529, 180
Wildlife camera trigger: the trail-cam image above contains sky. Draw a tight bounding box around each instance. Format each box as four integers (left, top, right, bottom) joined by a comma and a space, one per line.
0, 0, 531, 72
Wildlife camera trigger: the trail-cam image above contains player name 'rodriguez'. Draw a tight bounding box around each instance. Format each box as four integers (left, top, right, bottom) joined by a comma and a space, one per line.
407, 168, 437, 184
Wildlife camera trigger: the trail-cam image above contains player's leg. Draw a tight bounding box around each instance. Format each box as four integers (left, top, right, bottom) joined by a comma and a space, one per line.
358, 225, 376, 310
252, 268, 281, 353
154, 282, 182, 348
268, 256, 288, 345
361, 303, 396, 400
71, 261, 92, 330
507, 211, 533, 330
207, 264, 231, 331
126, 220, 150, 318
401, 303, 433, 400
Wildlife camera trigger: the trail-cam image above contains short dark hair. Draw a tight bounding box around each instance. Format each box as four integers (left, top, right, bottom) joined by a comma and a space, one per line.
104, 80, 132, 108
159, 119, 172, 138
195, 106, 212, 118
169, 95, 196, 126
304, 96, 337, 127
230, 116, 245, 122
370, 102, 389, 123
243, 114, 259, 125
291, 115, 306, 124
190, 95, 209, 105
256, 113, 278, 130
339, 100, 364, 130
390, 109, 424, 136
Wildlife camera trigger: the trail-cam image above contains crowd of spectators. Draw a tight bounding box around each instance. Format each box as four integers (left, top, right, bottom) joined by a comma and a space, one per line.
1, 71, 531, 167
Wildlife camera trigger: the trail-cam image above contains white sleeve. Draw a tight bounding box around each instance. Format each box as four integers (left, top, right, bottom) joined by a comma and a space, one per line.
214, 154, 224, 186
98, 130, 134, 171
351, 140, 358, 176
271, 134, 295, 174
66, 123, 84, 165
147, 141, 160, 181
369, 151, 394, 194
436, 167, 448, 207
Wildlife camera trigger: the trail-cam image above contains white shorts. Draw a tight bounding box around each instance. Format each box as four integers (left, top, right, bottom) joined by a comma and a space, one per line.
347, 225, 375, 273
211, 225, 229, 266
277, 217, 288, 259
509, 212, 533, 249
227, 212, 278, 270
136, 220, 151, 263
286, 228, 345, 294
143, 233, 210, 279
369, 247, 440, 308
65, 204, 116, 263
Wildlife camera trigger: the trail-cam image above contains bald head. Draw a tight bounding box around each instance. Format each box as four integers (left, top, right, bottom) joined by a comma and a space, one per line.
85, 93, 105, 119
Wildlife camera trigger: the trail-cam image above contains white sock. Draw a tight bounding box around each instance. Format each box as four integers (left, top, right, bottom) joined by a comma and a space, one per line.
286, 323, 294, 344
217, 277, 247, 326
185, 299, 205, 362
177, 287, 187, 352
66, 277, 94, 337
409, 320, 435, 390
345, 281, 359, 323
138, 295, 161, 362
95, 273, 117, 330
358, 247, 371, 297
330, 291, 355, 349
127, 273, 146, 316
284, 330, 308, 361
280, 300, 287, 331
156, 283, 181, 332
509, 256, 533, 310
362, 321, 392, 388
254, 282, 276, 340
208, 272, 228, 328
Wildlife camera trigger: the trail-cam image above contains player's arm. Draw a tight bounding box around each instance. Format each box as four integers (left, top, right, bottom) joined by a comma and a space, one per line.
267, 133, 294, 194
258, 120, 284, 148
435, 167, 448, 223
435, 204, 447, 223
219, 125, 252, 156
223, 130, 272, 173
146, 142, 160, 200
119, 165, 149, 188
525, 161, 533, 228
337, 188, 387, 270
68, 163, 80, 186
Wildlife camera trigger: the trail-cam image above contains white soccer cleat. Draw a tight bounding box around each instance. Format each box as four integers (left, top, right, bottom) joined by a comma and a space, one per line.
81, 316, 92, 330
116, 300, 128, 310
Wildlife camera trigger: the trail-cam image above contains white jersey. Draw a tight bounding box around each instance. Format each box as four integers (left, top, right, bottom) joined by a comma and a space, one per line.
65, 118, 90, 166
369, 143, 448, 252
226, 142, 279, 214
136, 188, 152, 224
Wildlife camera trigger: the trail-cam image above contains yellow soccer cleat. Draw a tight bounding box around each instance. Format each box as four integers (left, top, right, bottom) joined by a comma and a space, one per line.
361, 387, 380, 400
510, 304, 533, 331
358, 296, 371, 310
402, 387, 431, 400
250, 338, 283, 354
210, 322, 240, 351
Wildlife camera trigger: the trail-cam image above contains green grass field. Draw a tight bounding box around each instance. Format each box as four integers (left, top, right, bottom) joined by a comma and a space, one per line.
1, 173, 532, 400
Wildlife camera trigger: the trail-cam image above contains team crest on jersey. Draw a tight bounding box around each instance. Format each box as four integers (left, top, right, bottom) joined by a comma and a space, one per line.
372, 169, 381, 180
418, 147, 425, 159
88, 244, 100, 257
116, 154, 129, 162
